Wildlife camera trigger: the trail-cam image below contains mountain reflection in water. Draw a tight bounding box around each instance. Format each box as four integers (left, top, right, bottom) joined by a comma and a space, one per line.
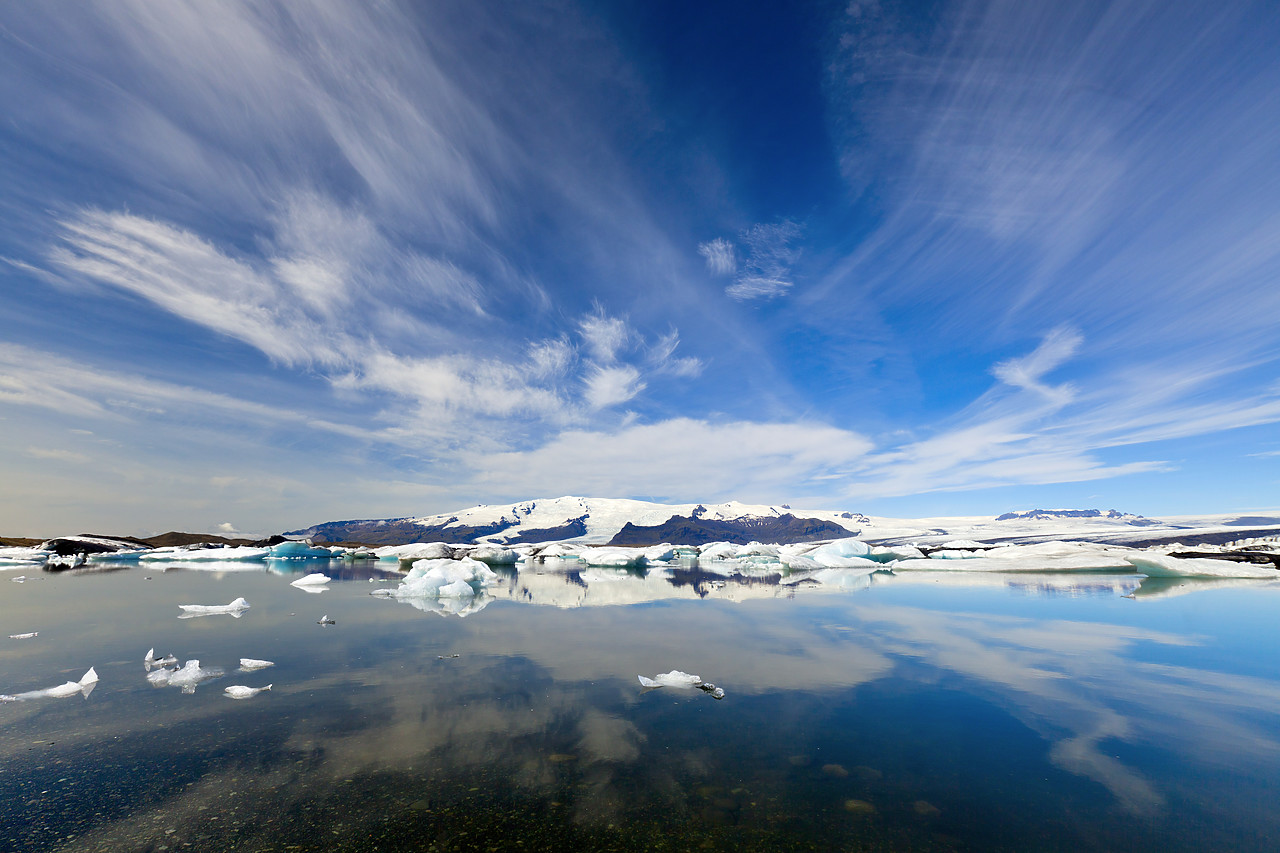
1, 563, 1278, 852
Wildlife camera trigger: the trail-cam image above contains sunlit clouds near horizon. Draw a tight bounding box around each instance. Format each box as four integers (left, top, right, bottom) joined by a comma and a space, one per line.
2, 0, 1279, 536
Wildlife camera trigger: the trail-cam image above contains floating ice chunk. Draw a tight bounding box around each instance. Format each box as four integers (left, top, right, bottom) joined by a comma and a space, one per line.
638, 670, 703, 689
4, 667, 98, 701
1126, 553, 1278, 579
290, 572, 330, 586
893, 541, 1136, 573
141, 545, 269, 562
697, 542, 739, 561
535, 543, 579, 560
11, 576, 27, 582
224, 684, 272, 699
317, 614, 336, 625
581, 547, 648, 568
166, 660, 224, 693
638, 670, 725, 699
375, 542, 457, 564
468, 545, 519, 565
868, 544, 925, 562
939, 539, 989, 550
0, 546, 48, 565
144, 648, 178, 668
391, 557, 499, 598
240, 658, 274, 671
268, 541, 340, 559
178, 597, 250, 617
9, 632, 37, 640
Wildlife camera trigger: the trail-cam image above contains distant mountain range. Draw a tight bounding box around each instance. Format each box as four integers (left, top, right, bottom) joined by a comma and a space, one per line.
995, 509, 1157, 525
287, 498, 1183, 547
288, 496, 869, 546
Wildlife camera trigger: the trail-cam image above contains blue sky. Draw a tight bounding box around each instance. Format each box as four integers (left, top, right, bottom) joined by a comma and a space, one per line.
2, 0, 1279, 536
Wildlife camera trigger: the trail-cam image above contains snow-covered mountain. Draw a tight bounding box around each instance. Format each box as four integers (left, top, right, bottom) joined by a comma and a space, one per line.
289, 496, 869, 546
287, 497, 1280, 548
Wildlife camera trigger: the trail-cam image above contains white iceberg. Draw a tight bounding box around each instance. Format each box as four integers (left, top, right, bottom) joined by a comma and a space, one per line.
2, 667, 98, 701
467, 545, 519, 565
1125, 553, 1278, 579
581, 547, 648, 568
289, 572, 331, 588
9, 632, 38, 640
638, 670, 702, 688
141, 545, 270, 562
239, 658, 275, 671
637, 670, 725, 699
375, 542, 457, 564
144, 648, 177, 668
178, 597, 250, 617
379, 557, 499, 600
224, 684, 272, 700
165, 660, 224, 693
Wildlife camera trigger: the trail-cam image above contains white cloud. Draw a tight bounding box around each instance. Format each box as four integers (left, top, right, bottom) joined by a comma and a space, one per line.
724, 221, 802, 301
26, 446, 89, 464
215, 522, 239, 535
991, 326, 1082, 405
726, 276, 793, 300
697, 238, 736, 275
578, 308, 632, 364
582, 365, 644, 410
467, 418, 873, 500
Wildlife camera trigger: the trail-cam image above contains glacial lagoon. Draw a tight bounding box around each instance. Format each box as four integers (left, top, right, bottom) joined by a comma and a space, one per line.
3, 561, 1280, 852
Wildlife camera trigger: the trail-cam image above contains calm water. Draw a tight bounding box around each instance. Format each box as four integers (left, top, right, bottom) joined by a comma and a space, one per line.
2, 562, 1279, 852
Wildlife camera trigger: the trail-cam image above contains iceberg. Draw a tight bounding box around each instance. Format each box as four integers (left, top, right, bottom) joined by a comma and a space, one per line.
380, 557, 499, 599
177, 597, 251, 617
467, 545, 519, 565
289, 572, 331, 588
581, 547, 648, 568
9, 632, 38, 640
268, 541, 341, 559
240, 658, 275, 671
224, 684, 272, 700
2, 667, 98, 701
374, 542, 457, 565
637, 670, 724, 699
141, 545, 270, 562
1125, 553, 1278, 579
144, 648, 178, 668
165, 660, 224, 693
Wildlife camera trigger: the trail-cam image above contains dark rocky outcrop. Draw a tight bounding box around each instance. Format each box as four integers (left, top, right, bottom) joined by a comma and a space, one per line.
607, 513, 857, 546
500, 517, 589, 544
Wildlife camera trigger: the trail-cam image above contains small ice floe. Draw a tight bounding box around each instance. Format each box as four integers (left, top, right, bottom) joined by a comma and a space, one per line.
1126, 552, 1279, 579
289, 572, 331, 592
239, 658, 274, 671
11, 576, 26, 583
317, 614, 336, 625
224, 684, 272, 700
177, 597, 250, 618
9, 632, 38, 640
638, 670, 725, 699
2, 667, 98, 702
165, 660, 224, 694
144, 648, 178, 669
146, 667, 174, 686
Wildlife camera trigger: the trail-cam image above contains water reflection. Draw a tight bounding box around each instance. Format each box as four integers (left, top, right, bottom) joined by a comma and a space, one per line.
2, 563, 1280, 851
